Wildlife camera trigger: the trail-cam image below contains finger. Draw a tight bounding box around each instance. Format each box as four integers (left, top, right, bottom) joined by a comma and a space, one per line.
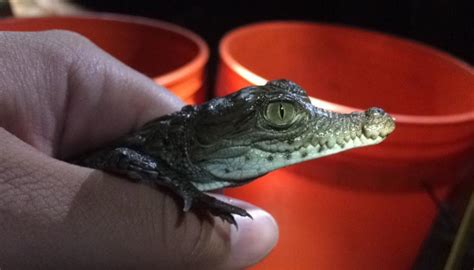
209, 194, 279, 269
0, 128, 278, 269
53, 30, 185, 156
0, 30, 184, 157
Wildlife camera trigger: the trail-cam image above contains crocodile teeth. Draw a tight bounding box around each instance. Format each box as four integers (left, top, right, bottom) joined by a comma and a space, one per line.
363, 128, 381, 140
336, 137, 346, 147
326, 138, 336, 149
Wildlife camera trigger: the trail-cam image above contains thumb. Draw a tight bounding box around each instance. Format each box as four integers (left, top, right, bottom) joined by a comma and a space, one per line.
0, 128, 278, 269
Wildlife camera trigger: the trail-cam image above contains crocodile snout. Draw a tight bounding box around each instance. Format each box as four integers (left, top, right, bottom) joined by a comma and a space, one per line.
363, 107, 396, 139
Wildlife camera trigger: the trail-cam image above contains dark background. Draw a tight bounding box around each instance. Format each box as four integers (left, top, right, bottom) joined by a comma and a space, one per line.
79, 0, 473, 83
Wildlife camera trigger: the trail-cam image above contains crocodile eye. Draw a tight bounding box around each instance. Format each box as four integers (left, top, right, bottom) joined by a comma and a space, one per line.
265, 101, 296, 126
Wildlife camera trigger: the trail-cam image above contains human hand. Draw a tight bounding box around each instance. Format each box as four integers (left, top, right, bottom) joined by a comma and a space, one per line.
0, 30, 278, 269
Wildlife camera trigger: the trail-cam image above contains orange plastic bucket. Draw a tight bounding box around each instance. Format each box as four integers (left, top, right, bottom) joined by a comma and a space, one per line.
0, 13, 209, 104
217, 21, 474, 270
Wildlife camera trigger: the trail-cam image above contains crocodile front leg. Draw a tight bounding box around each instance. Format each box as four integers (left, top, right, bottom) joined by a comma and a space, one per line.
75, 147, 251, 226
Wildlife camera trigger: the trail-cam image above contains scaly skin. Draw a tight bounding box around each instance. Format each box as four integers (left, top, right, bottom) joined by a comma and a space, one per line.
73, 79, 395, 225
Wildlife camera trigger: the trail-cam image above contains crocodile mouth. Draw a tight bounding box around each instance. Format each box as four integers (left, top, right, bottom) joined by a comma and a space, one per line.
308, 132, 386, 157
317, 133, 384, 150
199, 132, 389, 181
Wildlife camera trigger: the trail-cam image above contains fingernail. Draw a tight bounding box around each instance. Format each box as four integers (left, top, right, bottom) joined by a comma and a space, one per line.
226, 199, 279, 268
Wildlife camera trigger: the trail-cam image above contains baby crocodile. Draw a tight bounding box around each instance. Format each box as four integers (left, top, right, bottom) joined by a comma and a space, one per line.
74, 79, 395, 225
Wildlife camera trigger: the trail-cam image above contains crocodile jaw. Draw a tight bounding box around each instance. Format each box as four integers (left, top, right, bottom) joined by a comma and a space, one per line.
199, 133, 385, 180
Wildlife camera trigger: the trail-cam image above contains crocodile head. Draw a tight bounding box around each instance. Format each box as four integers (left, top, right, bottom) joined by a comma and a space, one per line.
191, 79, 395, 183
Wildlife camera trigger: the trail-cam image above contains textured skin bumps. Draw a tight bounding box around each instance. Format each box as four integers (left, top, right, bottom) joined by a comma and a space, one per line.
73, 80, 395, 225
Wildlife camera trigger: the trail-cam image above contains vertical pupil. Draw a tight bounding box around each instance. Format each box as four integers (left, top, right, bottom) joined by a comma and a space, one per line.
279, 103, 285, 119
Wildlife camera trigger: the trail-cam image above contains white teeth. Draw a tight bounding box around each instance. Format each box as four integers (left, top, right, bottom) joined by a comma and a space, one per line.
380, 129, 390, 137
363, 129, 380, 140
336, 137, 345, 146
326, 138, 336, 148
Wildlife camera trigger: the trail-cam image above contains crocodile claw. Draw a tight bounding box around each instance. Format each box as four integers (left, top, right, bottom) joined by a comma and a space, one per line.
194, 193, 253, 228
176, 182, 252, 227
182, 196, 193, 212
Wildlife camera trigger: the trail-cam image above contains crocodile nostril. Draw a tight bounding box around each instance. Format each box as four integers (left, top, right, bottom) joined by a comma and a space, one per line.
366, 107, 385, 117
